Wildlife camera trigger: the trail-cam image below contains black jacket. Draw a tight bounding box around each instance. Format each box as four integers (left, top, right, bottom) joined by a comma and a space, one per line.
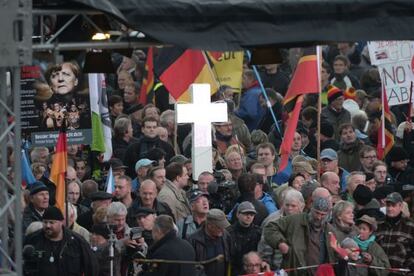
140, 230, 196, 276
24, 227, 99, 276
22, 204, 44, 234
112, 136, 140, 160
187, 225, 232, 276
127, 197, 173, 227
124, 136, 175, 178
227, 221, 262, 276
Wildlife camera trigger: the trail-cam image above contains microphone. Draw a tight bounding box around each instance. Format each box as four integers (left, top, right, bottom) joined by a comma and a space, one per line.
23, 245, 35, 260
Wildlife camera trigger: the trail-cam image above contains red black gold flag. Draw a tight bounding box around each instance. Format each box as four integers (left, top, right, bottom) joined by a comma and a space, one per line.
50, 128, 68, 214
377, 85, 394, 160
154, 47, 219, 101
279, 47, 319, 171
139, 47, 155, 104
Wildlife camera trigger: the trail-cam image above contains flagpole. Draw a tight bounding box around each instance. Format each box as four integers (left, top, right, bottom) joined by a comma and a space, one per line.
245, 50, 282, 137
316, 45, 322, 181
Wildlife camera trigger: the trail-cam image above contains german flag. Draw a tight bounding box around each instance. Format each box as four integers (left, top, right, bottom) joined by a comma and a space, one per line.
154, 47, 219, 102
50, 128, 67, 214
279, 47, 319, 171
377, 85, 394, 160
139, 47, 155, 105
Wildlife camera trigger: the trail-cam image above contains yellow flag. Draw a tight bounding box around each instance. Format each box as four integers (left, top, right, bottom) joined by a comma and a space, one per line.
211, 51, 244, 93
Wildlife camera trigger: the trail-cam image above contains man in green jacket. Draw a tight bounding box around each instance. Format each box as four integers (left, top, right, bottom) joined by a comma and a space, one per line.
263, 197, 336, 275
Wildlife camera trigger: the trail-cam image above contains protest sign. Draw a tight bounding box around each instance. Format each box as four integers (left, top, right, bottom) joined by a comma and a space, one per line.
368, 41, 414, 106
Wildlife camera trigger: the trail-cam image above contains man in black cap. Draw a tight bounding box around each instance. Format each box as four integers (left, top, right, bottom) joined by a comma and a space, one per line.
77, 191, 113, 231
386, 146, 414, 184
23, 181, 50, 233
176, 190, 209, 239
135, 207, 157, 247
376, 192, 414, 275
24, 206, 99, 276
228, 202, 261, 276
109, 158, 129, 177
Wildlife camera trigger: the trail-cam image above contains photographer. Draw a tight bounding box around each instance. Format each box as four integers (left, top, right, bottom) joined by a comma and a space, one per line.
23, 206, 98, 276
90, 223, 122, 276
107, 202, 147, 275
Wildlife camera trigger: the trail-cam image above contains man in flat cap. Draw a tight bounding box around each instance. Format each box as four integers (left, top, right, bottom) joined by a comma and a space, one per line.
264, 197, 336, 275
24, 206, 99, 276
23, 181, 50, 233
187, 209, 232, 276
77, 191, 112, 231
376, 192, 414, 274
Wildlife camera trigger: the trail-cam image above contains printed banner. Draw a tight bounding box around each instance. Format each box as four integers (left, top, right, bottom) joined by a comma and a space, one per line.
21, 62, 92, 146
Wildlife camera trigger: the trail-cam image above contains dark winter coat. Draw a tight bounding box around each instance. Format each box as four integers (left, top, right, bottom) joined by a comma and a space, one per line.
140, 230, 196, 276
23, 227, 99, 276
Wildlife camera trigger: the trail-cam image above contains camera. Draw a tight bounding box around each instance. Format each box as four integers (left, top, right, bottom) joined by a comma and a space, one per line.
23, 245, 44, 275
208, 171, 237, 213
129, 227, 143, 240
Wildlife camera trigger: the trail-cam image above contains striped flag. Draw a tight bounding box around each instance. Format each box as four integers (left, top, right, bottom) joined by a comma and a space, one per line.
50, 129, 67, 214
377, 84, 394, 160
21, 149, 36, 188
154, 47, 219, 102
139, 47, 155, 104
105, 166, 115, 194
89, 73, 112, 161
279, 47, 319, 171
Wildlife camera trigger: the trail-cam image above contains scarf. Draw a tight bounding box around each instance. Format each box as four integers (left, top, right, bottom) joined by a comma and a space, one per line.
353, 234, 376, 251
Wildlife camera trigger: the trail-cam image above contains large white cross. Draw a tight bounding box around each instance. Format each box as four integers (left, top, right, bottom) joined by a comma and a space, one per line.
176, 84, 228, 180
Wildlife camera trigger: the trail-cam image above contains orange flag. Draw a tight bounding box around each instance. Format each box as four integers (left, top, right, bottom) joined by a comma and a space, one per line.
50, 129, 67, 214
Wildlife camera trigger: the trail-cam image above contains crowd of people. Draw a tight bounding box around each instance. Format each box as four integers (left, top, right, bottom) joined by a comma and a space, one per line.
9, 42, 414, 275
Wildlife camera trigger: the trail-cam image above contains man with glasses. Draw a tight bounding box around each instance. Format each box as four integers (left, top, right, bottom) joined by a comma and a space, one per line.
242, 251, 271, 275
359, 145, 378, 173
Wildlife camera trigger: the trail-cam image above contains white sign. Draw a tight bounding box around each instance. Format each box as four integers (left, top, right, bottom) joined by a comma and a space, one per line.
368, 41, 414, 106
176, 84, 228, 180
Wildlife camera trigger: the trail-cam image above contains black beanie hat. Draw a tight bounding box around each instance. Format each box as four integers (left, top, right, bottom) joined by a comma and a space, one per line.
387, 146, 409, 163
42, 206, 64, 221
373, 185, 394, 200
29, 181, 48, 196
353, 184, 373, 206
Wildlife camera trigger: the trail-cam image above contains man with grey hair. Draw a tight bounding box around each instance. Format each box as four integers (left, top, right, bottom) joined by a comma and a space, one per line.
264, 197, 335, 274
341, 171, 366, 203
142, 215, 196, 276
112, 116, 139, 160
259, 189, 305, 270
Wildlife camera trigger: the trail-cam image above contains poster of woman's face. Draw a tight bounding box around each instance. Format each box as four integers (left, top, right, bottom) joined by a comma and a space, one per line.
21, 61, 92, 146
48, 62, 79, 95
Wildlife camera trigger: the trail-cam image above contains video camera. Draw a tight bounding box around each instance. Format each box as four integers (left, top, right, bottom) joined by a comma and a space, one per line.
208, 171, 238, 213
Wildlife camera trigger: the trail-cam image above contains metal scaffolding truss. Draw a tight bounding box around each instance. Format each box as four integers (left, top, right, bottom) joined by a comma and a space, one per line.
32, 8, 163, 54
0, 3, 162, 275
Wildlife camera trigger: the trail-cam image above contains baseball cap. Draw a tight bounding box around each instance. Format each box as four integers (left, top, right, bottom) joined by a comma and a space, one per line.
188, 190, 209, 203
237, 201, 257, 214
385, 192, 403, 203
135, 159, 155, 172
320, 148, 338, 161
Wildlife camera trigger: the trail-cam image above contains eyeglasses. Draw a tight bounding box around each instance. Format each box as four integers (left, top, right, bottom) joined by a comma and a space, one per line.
245, 264, 261, 268
363, 155, 377, 159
